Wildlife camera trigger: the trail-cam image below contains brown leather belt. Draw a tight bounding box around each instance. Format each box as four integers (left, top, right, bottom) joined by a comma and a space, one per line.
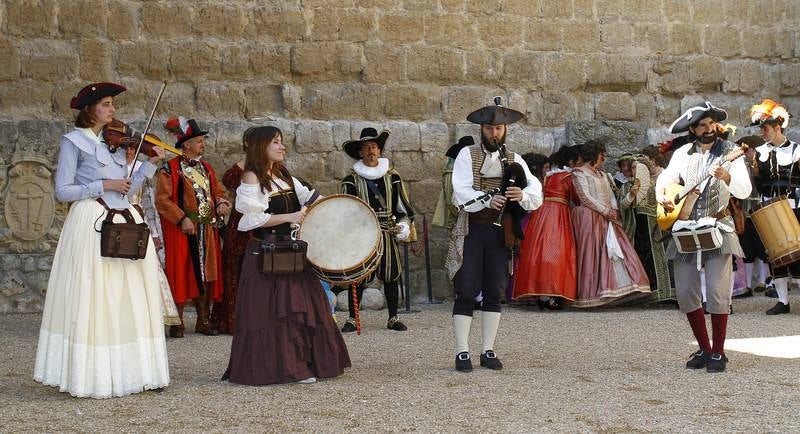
713, 208, 730, 220
469, 208, 500, 224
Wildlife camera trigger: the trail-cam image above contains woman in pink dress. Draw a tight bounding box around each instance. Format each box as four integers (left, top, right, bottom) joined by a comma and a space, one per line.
571, 141, 651, 307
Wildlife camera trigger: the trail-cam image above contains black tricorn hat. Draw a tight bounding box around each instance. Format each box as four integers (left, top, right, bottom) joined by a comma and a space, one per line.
467, 96, 525, 125
164, 117, 209, 148
445, 136, 475, 159
669, 101, 728, 134
70, 82, 127, 110
343, 127, 390, 160
735, 135, 765, 148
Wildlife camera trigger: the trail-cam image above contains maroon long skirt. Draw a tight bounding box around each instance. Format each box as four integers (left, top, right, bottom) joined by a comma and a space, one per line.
222, 239, 351, 385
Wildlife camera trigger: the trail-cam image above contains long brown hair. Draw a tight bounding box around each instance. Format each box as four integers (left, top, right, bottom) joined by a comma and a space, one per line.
243, 126, 292, 192
74, 104, 98, 128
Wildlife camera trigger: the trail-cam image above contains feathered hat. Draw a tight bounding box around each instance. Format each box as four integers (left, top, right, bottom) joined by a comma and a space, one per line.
164, 116, 208, 148
750, 99, 791, 128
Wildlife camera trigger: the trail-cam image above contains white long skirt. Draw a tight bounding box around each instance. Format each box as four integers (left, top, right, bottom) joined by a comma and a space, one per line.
33, 199, 170, 398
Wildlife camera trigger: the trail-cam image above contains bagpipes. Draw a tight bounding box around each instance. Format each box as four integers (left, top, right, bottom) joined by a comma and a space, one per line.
495, 143, 529, 248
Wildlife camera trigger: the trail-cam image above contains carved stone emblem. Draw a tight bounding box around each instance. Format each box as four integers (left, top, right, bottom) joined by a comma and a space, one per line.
0, 139, 66, 254
4, 163, 55, 241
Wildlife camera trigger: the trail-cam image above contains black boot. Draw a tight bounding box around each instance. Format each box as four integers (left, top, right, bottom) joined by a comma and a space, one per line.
766, 302, 790, 315
685, 350, 709, 369
455, 352, 472, 372
341, 318, 357, 333
706, 353, 728, 373
480, 350, 503, 370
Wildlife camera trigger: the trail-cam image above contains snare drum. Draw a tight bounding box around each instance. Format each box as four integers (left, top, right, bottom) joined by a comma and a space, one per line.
750, 196, 800, 267
296, 194, 383, 285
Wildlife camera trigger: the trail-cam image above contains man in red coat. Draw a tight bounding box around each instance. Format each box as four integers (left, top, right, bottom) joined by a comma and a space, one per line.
156, 117, 230, 337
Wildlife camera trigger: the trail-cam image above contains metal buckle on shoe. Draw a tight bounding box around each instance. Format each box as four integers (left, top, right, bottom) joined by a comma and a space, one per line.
457, 352, 470, 361
484, 351, 497, 359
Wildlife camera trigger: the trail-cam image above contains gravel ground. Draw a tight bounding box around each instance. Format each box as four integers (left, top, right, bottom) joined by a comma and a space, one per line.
2, 294, 799, 433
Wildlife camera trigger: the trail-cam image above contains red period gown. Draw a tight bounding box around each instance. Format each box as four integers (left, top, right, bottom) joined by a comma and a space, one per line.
513, 170, 578, 301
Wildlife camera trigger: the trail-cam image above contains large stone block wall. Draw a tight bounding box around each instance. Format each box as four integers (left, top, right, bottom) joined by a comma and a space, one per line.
1, 0, 799, 312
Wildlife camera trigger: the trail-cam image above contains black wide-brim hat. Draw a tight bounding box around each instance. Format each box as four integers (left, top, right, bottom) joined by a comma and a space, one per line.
70, 82, 127, 110
343, 127, 390, 159
669, 101, 728, 134
445, 136, 475, 159
467, 96, 525, 125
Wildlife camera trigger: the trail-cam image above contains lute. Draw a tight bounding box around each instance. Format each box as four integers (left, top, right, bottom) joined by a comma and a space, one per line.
656, 145, 746, 231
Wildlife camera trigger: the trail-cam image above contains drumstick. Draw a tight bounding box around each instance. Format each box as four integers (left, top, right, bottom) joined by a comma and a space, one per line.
351, 283, 361, 335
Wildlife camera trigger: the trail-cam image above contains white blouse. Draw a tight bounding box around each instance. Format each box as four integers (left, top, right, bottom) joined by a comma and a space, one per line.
236, 177, 315, 231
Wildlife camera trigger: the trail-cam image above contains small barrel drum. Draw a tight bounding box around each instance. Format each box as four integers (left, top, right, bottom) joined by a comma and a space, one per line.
296, 194, 383, 285
750, 195, 800, 267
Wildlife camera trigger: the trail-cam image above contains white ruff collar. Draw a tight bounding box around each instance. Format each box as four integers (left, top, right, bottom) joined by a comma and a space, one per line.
756, 140, 798, 165
353, 158, 390, 180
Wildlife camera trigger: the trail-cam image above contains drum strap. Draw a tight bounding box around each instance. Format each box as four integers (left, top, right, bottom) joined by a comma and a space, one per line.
365, 179, 389, 211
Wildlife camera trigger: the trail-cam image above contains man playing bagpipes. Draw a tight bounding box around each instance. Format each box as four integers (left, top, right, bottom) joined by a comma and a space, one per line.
445, 97, 543, 372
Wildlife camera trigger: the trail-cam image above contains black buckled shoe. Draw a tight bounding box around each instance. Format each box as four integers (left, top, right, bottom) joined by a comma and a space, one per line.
685, 350, 709, 369
766, 302, 790, 315
341, 319, 357, 333
387, 316, 407, 331
455, 352, 473, 372
480, 350, 504, 370
706, 353, 728, 373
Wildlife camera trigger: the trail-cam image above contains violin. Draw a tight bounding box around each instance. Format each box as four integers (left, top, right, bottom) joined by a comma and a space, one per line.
103, 118, 183, 157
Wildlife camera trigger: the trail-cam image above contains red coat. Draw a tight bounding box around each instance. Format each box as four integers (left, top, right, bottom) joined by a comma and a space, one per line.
156, 158, 226, 304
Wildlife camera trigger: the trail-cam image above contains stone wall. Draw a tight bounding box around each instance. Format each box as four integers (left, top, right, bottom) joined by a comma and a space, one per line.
1, 0, 799, 312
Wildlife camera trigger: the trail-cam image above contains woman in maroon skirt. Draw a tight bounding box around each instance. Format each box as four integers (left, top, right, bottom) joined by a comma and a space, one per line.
222, 126, 350, 385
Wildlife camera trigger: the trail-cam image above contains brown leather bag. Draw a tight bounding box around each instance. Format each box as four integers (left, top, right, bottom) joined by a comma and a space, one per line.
259, 236, 307, 274
728, 198, 745, 235
96, 199, 150, 260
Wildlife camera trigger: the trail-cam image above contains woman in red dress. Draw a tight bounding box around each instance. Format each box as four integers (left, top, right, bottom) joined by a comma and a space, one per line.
513, 146, 581, 305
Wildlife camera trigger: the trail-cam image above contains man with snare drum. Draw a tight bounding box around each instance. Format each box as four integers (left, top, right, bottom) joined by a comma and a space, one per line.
749, 99, 798, 316
340, 128, 416, 333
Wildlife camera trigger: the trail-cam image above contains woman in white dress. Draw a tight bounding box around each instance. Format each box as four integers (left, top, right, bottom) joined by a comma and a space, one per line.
33, 82, 170, 398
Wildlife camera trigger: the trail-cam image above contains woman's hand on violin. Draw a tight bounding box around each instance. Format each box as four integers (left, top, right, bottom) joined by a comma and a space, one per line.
103, 179, 131, 194
147, 147, 166, 164
505, 186, 524, 202
489, 194, 506, 210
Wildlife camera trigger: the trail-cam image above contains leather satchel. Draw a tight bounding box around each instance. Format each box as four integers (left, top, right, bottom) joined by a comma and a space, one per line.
96, 199, 150, 260
259, 236, 307, 274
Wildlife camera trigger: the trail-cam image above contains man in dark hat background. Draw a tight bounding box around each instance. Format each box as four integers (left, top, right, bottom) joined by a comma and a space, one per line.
748, 99, 798, 315
156, 116, 231, 338
656, 101, 752, 372
445, 97, 543, 372
340, 128, 416, 333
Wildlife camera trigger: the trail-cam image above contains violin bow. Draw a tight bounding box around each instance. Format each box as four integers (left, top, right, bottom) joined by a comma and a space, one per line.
127, 81, 168, 180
